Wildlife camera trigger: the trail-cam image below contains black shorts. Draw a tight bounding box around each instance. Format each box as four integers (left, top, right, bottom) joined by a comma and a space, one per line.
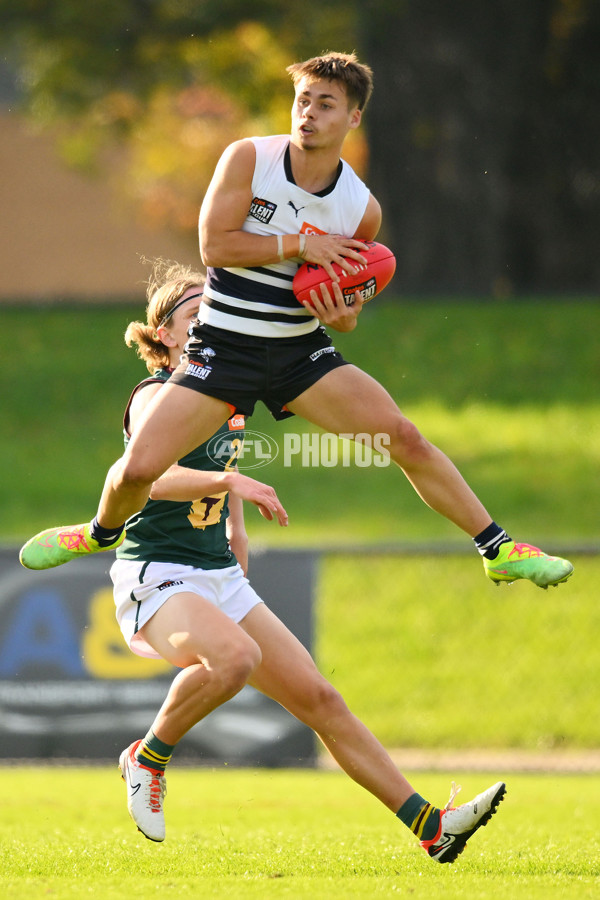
169, 323, 350, 421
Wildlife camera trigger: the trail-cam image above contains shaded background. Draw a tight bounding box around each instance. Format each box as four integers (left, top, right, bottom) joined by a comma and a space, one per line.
1, 0, 599, 298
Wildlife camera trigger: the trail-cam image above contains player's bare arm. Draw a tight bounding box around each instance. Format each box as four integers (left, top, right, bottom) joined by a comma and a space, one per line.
354, 193, 382, 242
199, 140, 371, 278
226, 490, 249, 574
199, 140, 265, 267
151, 466, 288, 526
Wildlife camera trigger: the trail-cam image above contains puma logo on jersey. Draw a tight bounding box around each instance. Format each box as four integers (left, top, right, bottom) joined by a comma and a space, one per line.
288, 200, 306, 217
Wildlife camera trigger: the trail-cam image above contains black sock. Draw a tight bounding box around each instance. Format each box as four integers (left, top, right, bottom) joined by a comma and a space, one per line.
473, 521, 512, 560
89, 516, 125, 547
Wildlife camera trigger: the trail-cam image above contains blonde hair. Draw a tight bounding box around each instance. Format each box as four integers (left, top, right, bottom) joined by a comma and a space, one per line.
286, 51, 374, 111
125, 260, 205, 373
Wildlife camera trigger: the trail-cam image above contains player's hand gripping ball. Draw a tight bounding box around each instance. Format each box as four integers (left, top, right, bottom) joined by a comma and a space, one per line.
293, 241, 396, 307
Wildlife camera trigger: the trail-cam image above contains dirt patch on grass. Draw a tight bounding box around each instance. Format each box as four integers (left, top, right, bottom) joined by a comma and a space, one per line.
320, 747, 600, 774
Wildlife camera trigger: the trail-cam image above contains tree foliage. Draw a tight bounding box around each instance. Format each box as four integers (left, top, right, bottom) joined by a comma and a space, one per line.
2, 0, 599, 291
1, 0, 358, 235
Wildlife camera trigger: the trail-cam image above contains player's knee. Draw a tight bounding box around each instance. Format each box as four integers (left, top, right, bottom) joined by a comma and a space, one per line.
217, 636, 262, 696
305, 676, 349, 719
116, 453, 163, 489
387, 415, 434, 464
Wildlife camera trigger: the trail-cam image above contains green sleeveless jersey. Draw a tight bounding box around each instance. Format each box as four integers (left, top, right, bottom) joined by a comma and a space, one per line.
116, 369, 246, 569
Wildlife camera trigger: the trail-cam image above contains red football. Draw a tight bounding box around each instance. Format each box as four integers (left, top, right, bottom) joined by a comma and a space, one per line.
293, 241, 396, 307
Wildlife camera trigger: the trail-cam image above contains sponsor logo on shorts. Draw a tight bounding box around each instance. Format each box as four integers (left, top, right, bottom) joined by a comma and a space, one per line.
157, 580, 184, 591
185, 361, 212, 380
309, 346, 337, 362
228, 415, 246, 430
249, 197, 277, 224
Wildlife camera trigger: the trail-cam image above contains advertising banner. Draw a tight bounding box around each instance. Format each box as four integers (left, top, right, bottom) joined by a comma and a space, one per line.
0, 548, 317, 766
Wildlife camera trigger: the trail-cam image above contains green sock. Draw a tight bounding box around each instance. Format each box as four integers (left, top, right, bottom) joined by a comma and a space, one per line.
135, 729, 175, 774
396, 792, 442, 841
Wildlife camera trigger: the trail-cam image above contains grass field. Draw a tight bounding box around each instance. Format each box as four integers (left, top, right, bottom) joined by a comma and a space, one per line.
4, 298, 599, 545
317, 554, 599, 749
2, 767, 598, 898
3, 299, 598, 896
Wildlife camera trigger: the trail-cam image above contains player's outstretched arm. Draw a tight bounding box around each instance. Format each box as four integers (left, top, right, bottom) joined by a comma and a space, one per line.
150, 466, 288, 527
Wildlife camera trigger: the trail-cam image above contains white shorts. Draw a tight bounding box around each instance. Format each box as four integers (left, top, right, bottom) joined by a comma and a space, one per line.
110, 559, 264, 659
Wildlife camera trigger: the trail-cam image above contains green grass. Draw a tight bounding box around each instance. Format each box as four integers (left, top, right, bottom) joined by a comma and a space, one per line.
317, 554, 599, 749
2, 767, 598, 898
3, 299, 599, 896
3, 298, 599, 546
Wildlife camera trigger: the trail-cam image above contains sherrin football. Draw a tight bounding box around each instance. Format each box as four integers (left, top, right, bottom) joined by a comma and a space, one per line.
293, 240, 396, 307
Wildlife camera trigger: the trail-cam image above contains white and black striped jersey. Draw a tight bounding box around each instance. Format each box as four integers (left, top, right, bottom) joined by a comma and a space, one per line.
200, 134, 371, 339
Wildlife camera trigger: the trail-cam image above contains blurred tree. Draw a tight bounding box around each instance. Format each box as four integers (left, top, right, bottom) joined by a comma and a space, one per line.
0, 0, 359, 238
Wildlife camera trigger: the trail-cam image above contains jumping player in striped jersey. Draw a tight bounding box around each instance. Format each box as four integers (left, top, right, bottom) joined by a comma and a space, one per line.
107, 261, 506, 860
20, 51, 572, 590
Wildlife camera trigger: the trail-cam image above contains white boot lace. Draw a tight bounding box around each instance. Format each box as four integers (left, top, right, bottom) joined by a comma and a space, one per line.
445, 781, 462, 810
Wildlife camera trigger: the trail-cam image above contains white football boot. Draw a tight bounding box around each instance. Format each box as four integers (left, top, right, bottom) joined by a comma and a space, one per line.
119, 739, 167, 842
420, 781, 506, 863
